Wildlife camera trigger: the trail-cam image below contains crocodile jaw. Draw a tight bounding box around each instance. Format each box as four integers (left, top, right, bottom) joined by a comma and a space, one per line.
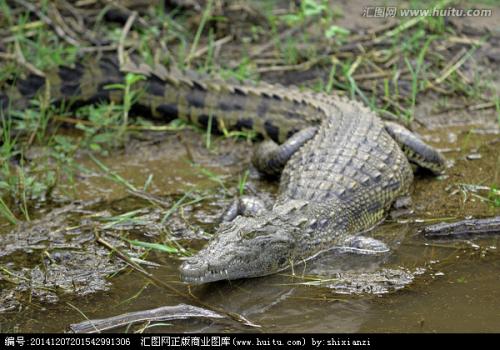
179, 215, 299, 284
179, 261, 231, 284
179, 239, 294, 284
180, 257, 259, 284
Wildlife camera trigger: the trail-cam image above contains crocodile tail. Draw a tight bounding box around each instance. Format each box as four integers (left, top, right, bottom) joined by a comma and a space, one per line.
0, 56, 125, 116
1, 73, 45, 112
1, 56, 320, 142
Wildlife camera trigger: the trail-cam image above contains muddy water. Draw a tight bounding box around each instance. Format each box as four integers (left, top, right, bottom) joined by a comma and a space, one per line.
0, 124, 499, 333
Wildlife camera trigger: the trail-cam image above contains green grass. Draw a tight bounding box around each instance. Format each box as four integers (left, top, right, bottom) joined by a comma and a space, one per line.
126, 239, 179, 254
0, 106, 58, 219
104, 72, 147, 138
0, 2, 155, 216
185, 0, 214, 67
190, 162, 228, 193
2, 2, 77, 70
74, 104, 123, 154
282, 0, 326, 24
238, 170, 250, 196
456, 183, 500, 208
99, 209, 148, 229
89, 153, 137, 191
160, 191, 207, 225
205, 112, 214, 149
489, 186, 500, 207
219, 57, 257, 82
0, 197, 18, 224
404, 36, 434, 121
495, 97, 500, 127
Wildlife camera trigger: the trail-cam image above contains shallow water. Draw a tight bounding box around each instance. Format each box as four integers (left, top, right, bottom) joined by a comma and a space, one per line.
0, 124, 499, 333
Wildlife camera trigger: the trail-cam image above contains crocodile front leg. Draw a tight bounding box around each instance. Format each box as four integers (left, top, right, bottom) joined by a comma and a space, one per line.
338, 236, 390, 255
221, 127, 318, 222
221, 196, 268, 222
252, 126, 318, 177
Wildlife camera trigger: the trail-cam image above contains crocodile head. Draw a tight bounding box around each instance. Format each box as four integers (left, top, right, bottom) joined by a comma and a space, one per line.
180, 203, 312, 284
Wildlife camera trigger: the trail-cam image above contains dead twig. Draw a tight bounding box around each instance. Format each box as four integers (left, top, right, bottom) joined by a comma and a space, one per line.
102, 0, 149, 27
468, 101, 496, 111
69, 304, 225, 333
189, 35, 233, 61
0, 52, 45, 77
12, 0, 80, 46
434, 45, 479, 85
48, 3, 83, 44
118, 11, 138, 68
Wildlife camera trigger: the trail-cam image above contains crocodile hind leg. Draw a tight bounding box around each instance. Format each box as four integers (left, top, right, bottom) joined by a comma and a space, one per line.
220, 196, 268, 222
390, 194, 414, 219
338, 236, 390, 255
252, 126, 318, 177
384, 121, 446, 174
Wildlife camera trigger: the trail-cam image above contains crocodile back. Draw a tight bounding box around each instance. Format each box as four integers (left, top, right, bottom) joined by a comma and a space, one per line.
278, 98, 413, 232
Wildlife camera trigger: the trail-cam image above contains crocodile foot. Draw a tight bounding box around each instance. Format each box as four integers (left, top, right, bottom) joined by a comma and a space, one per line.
338, 236, 390, 255
220, 196, 267, 222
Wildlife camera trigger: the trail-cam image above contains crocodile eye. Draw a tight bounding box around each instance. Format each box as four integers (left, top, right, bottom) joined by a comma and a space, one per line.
298, 218, 308, 228
240, 230, 256, 239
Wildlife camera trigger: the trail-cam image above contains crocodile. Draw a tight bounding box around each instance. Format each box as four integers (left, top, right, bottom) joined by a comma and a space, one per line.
0, 56, 446, 284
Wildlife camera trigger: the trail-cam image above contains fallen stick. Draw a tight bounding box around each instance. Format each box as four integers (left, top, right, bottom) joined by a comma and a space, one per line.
69, 304, 224, 333
421, 216, 500, 238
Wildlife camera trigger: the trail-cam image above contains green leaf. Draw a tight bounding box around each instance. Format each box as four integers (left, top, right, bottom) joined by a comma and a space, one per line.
104, 83, 125, 90
90, 143, 101, 152
302, 0, 325, 16
325, 25, 350, 39
127, 239, 179, 254
125, 73, 146, 85
282, 13, 302, 25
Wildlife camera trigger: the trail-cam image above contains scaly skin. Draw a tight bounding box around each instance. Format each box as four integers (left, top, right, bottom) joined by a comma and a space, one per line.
180, 98, 415, 283
0, 56, 444, 284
